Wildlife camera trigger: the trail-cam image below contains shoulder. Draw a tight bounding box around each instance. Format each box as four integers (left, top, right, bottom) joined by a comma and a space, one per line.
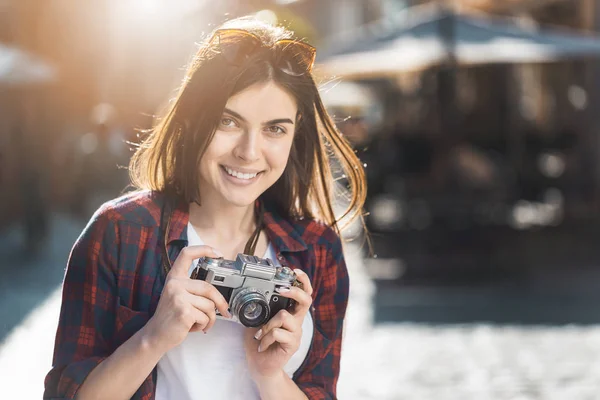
262, 201, 342, 251
292, 217, 342, 251
90, 190, 164, 227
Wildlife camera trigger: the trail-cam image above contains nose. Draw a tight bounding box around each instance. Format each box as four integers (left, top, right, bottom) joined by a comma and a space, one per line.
233, 129, 260, 162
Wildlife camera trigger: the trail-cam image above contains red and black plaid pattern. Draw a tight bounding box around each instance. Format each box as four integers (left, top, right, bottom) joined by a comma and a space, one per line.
44, 191, 349, 399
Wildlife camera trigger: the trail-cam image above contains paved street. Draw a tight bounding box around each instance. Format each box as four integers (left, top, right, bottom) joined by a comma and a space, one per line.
1, 213, 600, 399
339, 245, 600, 400
0, 212, 84, 399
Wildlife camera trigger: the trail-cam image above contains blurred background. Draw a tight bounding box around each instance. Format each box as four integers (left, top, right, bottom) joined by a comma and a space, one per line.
3, 0, 600, 398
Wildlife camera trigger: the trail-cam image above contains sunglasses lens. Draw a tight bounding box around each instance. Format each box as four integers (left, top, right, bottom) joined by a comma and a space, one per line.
276, 41, 316, 76
213, 30, 259, 66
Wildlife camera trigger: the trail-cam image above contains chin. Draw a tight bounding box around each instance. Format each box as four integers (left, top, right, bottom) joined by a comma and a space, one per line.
220, 191, 261, 208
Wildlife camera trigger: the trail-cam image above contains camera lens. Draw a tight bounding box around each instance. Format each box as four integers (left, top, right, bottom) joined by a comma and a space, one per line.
243, 303, 263, 320
240, 301, 267, 326
231, 288, 270, 328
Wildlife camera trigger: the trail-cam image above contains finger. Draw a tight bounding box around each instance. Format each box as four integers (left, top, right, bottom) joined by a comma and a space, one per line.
255, 310, 295, 340
190, 321, 208, 332
293, 269, 313, 297
188, 308, 210, 332
169, 245, 223, 278
183, 280, 231, 318
275, 286, 312, 315
258, 328, 297, 353
185, 293, 217, 331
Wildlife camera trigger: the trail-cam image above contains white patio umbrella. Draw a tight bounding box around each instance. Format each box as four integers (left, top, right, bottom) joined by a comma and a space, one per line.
318, 80, 377, 109
319, 5, 600, 79
0, 43, 57, 86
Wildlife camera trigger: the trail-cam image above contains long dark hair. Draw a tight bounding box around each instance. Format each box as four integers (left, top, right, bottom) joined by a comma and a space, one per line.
129, 17, 366, 234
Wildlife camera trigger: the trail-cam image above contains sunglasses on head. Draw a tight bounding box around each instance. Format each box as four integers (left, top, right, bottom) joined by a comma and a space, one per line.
209, 28, 316, 76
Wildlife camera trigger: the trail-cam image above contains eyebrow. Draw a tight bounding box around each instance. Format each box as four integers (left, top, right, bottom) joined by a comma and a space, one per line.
223, 107, 295, 126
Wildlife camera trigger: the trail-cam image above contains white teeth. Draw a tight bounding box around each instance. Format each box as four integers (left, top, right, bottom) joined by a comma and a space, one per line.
224, 166, 258, 180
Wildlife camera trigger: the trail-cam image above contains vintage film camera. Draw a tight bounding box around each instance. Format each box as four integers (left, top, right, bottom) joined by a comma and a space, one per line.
191, 254, 302, 328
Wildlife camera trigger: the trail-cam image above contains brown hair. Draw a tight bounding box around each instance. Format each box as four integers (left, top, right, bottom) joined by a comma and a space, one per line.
129, 16, 366, 234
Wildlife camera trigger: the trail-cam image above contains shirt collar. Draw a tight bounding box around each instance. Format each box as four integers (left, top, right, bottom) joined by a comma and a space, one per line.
166, 195, 190, 244
164, 195, 307, 253
262, 201, 307, 253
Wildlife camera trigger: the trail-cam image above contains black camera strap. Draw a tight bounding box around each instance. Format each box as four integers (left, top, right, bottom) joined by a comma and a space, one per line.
244, 200, 265, 256
159, 194, 174, 276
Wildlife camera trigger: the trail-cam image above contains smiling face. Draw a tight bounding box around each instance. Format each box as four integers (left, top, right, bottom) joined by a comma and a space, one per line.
198, 81, 298, 208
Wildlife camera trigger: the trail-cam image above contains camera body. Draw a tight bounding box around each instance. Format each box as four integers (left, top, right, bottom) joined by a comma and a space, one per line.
191, 254, 300, 327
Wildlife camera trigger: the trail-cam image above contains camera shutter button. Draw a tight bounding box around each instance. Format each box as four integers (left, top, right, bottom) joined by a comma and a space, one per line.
277, 266, 294, 280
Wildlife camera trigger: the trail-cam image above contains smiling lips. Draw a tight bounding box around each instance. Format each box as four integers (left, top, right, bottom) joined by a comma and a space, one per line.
222, 165, 262, 180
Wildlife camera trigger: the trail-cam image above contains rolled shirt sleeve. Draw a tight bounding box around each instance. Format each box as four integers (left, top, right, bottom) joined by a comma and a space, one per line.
44, 208, 120, 399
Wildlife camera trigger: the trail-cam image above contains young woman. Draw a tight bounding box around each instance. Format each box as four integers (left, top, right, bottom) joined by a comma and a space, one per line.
44, 16, 366, 400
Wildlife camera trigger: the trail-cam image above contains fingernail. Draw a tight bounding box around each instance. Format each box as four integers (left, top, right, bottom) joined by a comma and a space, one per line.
213, 248, 224, 257
258, 344, 263, 352
294, 269, 305, 275
254, 329, 263, 340
276, 287, 291, 293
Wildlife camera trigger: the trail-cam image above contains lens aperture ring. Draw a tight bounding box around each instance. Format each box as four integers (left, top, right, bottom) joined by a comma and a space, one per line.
231, 287, 270, 328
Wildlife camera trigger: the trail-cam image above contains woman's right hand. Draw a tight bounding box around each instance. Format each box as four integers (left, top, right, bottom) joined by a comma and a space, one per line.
143, 245, 231, 353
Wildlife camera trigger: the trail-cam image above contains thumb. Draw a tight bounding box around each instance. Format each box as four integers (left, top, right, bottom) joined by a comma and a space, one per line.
169, 245, 224, 278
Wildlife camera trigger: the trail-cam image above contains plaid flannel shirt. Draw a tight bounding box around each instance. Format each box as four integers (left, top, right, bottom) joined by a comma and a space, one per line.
44, 190, 349, 399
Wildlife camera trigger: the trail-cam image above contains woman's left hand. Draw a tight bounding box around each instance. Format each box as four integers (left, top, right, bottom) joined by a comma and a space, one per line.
244, 269, 313, 381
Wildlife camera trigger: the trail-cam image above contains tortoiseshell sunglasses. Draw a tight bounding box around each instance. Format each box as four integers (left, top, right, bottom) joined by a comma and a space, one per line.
209, 28, 316, 76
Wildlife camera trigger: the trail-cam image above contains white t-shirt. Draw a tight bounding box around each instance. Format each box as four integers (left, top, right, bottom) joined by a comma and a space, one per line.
155, 223, 314, 400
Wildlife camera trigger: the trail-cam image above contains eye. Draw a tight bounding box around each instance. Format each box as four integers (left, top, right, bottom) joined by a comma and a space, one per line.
266, 125, 286, 136
220, 117, 238, 128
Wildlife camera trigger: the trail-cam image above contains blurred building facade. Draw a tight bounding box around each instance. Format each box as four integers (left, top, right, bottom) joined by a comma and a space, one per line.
294, 0, 600, 232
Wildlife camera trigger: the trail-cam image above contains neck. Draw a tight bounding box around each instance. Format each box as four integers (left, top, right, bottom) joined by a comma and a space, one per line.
188, 197, 257, 239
